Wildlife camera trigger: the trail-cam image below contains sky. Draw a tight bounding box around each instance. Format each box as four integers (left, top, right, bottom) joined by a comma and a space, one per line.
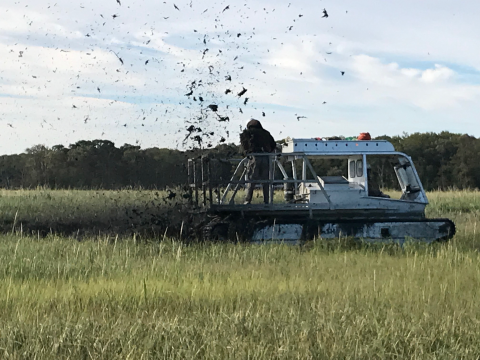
1, 0, 480, 154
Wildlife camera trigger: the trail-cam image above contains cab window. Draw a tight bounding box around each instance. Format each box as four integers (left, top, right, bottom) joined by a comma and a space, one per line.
349, 161, 356, 178
356, 160, 363, 177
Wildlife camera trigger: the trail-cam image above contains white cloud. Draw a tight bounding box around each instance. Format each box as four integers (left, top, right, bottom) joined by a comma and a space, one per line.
400, 68, 421, 78
420, 64, 455, 83
1, 0, 480, 154
346, 55, 480, 110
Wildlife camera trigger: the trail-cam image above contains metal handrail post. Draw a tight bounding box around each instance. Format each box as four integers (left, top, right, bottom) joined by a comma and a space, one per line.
291, 160, 297, 196
201, 157, 206, 206
269, 154, 275, 204
207, 158, 213, 205
193, 160, 199, 207
220, 157, 249, 204
187, 159, 193, 205
276, 159, 289, 179
304, 156, 332, 208
228, 166, 248, 205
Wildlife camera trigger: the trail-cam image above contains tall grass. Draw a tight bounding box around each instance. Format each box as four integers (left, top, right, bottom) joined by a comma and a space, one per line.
0, 189, 177, 223
0, 190, 479, 358
0, 189, 188, 237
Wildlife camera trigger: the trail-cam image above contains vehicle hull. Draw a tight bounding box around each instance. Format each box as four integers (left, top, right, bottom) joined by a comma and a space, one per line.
251, 219, 455, 244
202, 215, 455, 244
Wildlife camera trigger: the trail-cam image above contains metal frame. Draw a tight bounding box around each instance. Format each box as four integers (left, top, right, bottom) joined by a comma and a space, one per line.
188, 155, 215, 207
187, 150, 428, 209
213, 153, 332, 208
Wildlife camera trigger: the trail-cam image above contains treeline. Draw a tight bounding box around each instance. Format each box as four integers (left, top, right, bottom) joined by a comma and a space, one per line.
378, 132, 480, 190
0, 132, 479, 190
0, 140, 240, 189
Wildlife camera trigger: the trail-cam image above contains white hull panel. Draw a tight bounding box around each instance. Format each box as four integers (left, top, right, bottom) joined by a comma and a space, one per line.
251, 220, 454, 244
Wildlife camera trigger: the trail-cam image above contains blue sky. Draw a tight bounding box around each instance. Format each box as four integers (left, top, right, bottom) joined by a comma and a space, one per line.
1, 0, 480, 154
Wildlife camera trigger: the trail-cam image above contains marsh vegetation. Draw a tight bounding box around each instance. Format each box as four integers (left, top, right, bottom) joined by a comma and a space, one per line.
0, 190, 478, 358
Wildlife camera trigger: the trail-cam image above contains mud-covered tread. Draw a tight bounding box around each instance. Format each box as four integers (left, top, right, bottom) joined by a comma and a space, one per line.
202, 216, 455, 243
203, 216, 229, 242
434, 218, 456, 242
227, 219, 257, 243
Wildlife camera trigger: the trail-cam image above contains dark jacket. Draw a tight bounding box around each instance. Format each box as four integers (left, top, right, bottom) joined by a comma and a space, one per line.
240, 119, 276, 154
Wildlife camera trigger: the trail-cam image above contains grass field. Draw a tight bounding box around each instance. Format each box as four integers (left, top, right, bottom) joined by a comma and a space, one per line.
0, 188, 189, 237
0, 190, 479, 358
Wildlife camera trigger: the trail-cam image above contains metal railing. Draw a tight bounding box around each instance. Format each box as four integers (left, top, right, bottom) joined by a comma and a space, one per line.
188, 153, 332, 208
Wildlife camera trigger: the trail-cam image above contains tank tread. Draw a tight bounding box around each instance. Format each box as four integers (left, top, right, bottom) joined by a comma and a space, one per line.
250, 218, 456, 243
435, 218, 456, 241
203, 216, 229, 242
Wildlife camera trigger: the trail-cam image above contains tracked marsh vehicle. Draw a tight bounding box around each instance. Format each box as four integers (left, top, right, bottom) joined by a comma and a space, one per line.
188, 138, 455, 243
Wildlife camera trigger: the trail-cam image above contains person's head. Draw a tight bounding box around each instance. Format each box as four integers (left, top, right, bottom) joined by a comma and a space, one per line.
246, 118, 263, 130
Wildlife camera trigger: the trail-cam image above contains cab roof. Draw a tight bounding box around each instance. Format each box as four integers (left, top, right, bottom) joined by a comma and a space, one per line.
282, 138, 395, 154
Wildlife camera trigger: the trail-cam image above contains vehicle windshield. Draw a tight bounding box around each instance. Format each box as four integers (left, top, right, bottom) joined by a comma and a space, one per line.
366, 154, 426, 202
394, 156, 424, 201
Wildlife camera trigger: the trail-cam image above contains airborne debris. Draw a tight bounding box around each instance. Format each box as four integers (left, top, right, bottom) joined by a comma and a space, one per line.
165, 190, 176, 200
184, 125, 202, 143
110, 50, 124, 65
13, 0, 336, 156
217, 116, 229, 122
237, 88, 248, 97
192, 135, 202, 146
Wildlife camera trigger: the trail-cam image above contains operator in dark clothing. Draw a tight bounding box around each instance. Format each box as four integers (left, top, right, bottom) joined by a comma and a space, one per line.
240, 119, 277, 204
367, 168, 390, 198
